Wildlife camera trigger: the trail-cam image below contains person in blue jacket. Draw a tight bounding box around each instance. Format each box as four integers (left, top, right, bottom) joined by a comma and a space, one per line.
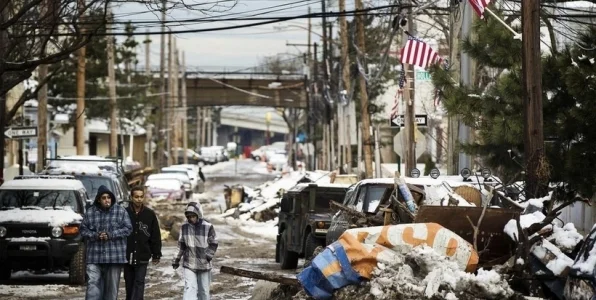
80, 185, 133, 300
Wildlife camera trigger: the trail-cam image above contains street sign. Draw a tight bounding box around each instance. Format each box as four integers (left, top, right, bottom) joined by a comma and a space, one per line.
390, 114, 428, 128
393, 129, 427, 159
4, 126, 38, 139
415, 70, 432, 81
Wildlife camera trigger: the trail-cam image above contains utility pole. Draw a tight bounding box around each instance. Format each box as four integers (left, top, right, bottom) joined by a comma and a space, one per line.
522, 0, 546, 198
403, 4, 416, 174
144, 32, 153, 167
0, 6, 6, 181
171, 37, 179, 164
457, 1, 473, 172
167, 32, 173, 166
307, 6, 312, 65
181, 51, 188, 164
36, 1, 52, 172
157, 0, 167, 169
355, 0, 373, 178
446, 2, 464, 174
339, 0, 352, 172
106, 7, 118, 157
37, 64, 48, 171
76, 0, 86, 155
312, 42, 319, 169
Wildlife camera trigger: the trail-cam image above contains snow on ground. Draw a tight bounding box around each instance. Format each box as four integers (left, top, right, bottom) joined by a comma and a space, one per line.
223, 217, 278, 240
202, 160, 237, 173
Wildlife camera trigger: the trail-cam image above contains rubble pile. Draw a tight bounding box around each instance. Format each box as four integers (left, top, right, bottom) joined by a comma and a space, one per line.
217, 171, 332, 222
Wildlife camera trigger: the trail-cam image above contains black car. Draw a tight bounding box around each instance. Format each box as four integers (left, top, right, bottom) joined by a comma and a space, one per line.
275, 183, 349, 269
0, 175, 89, 284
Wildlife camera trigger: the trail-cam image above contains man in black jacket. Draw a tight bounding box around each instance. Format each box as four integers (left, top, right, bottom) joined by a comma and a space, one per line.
124, 186, 162, 300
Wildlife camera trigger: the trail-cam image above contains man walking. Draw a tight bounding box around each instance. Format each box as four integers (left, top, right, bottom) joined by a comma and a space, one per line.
124, 186, 162, 300
172, 202, 218, 300
80, 185, 132, 300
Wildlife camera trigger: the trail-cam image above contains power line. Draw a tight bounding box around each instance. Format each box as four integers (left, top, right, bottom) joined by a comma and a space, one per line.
13, 5, 406, 37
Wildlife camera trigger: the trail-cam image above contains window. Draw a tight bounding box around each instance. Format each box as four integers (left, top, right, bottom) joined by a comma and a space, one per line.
364, 186, 388, 213
74, 175, 115, 200
0, 189, 80, 212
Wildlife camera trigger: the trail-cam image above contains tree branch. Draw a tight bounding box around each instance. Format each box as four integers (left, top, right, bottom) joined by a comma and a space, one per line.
5, 66, 63, 123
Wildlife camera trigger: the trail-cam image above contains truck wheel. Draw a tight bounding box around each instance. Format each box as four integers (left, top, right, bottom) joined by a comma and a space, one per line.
69, 243, 86, 285
279, 231, 298, 269
304, 233, 325, 261
0, 266, 10, 280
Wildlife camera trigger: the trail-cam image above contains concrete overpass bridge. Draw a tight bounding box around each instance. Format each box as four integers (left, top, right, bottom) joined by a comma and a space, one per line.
142, 67, 307, 149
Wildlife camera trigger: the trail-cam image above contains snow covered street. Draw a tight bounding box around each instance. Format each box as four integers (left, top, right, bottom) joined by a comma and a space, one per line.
0, 159, 284, 300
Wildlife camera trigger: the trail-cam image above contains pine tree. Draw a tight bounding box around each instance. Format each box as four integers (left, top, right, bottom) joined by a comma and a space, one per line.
46, 14, 155, 126
430, 12, 596, 198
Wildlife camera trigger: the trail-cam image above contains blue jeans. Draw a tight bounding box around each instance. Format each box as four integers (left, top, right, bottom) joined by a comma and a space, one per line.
183, 268, 211, 300
85, 264, 122, 300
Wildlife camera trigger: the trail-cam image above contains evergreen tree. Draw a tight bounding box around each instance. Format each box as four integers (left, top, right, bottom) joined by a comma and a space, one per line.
430, 12, 596, 198
46, 13, 155, 126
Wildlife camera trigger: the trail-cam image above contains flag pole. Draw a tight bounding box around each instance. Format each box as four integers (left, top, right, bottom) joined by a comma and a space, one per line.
484, 7, 522, 40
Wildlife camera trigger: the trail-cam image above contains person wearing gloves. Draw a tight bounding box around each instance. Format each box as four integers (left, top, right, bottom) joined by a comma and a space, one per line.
172, 202, 218, 300
80, 185, 133, 300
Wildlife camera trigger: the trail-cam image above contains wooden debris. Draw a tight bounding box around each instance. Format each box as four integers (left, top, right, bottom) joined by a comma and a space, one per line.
220, 266, 300, 286
329, 200, 383, 226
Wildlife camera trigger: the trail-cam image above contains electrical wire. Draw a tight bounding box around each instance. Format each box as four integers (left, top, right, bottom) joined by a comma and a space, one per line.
12, 5, 404, 37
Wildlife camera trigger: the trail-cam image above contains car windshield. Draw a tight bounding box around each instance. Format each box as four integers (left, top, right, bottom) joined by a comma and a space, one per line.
315, 191, 346, 211
365, 186, 389, 213
74, 175, 115, 200
0, 189, 80, 211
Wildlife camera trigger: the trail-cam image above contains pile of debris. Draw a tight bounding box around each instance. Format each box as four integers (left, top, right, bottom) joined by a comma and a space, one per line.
217, 171, 333, 222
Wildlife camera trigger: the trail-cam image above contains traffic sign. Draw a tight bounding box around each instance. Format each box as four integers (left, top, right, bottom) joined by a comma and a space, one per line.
415, 71, 432, 81
393, 129, 427, 159
4, 126, 38, 139
390, 114, 428, 128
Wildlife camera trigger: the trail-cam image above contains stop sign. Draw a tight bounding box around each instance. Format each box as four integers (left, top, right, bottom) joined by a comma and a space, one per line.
393, 129, 427, 159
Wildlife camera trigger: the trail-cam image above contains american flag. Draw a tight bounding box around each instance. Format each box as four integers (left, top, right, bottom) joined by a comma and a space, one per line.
469, 0, 491, 19
392, 65, 406, 118
400, 36, 442, 69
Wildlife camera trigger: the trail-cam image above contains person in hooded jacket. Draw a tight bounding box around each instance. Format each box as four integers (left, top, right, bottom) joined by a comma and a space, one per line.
124, 186, 162, 300
172, 202, 218, 300
80, 185, 133, 300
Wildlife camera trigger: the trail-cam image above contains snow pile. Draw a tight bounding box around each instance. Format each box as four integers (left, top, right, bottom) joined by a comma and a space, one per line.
547, 223, 584, 253
0, 208, 82, 227
326, 246, 517, 300
502, 194, 584, 276
423, 184, 476, 207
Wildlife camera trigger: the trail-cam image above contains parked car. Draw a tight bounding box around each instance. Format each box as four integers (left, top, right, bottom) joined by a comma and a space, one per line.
251, 146, 269, 161
0, 175, 89, 284
145, 178, 186, 201
275, 183, 350, 269
147, 173, 192, 199
161, 167, 198, 193
171, 148, 205, 165
171, 164, 204, 193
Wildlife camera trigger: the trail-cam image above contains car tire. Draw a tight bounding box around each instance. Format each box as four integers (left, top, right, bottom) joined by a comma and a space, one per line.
0, 266, 11, 280
69, 243, 86, 285
279, 231, 298, 269
304, 232, 325, 261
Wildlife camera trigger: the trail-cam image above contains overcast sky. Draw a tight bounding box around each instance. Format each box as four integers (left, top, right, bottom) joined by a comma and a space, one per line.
115, 0, 358, 71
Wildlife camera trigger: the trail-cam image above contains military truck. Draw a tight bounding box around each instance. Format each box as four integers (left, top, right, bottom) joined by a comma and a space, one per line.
275, 183, 350, 269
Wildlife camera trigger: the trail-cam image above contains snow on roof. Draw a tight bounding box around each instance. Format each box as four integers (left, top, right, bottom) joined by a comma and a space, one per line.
291, 182, 352, 191
0, 178, 85, 190
87, 118, 146, 136
0, 208, 82, 227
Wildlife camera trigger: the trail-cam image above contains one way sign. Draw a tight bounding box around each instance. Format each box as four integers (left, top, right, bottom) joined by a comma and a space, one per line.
4, 126, 38, 139
390, 114, 428, 128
